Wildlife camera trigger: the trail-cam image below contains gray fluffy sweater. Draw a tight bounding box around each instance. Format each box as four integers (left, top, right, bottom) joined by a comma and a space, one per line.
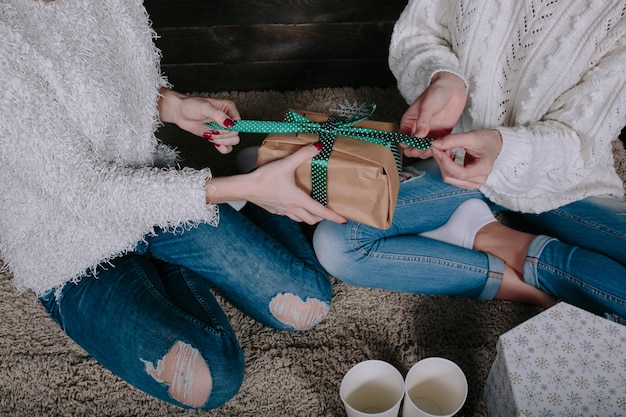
0, 0, 219, 294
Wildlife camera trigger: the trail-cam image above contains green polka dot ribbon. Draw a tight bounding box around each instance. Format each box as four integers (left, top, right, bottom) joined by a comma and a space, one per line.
205, 104, 432, 206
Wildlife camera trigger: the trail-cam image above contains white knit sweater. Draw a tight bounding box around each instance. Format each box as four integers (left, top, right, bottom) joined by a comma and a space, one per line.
0, 0, 219, 294
389, 0, 626, 213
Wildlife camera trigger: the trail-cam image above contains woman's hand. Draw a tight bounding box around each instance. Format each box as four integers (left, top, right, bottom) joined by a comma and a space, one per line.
157, 88, 241, 154
400, 72, 467, 159
431, 129, 502, 189
205, 143, 347, 225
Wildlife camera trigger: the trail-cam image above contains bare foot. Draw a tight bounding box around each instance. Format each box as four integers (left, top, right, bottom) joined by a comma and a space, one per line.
495, 264, 557, 307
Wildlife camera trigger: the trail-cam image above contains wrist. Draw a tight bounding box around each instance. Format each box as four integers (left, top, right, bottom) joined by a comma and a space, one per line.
493, 129, 503, 155
204, 174, 252, 205
157, 88, 185, 124
431, 71, 467, 91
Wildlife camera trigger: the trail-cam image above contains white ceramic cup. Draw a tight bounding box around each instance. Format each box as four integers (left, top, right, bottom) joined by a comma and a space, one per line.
340, 360, 405, 417
402, 357, 468, 417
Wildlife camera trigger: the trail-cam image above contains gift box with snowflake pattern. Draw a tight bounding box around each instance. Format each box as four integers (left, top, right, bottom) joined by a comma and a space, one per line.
484, 302, 626, 416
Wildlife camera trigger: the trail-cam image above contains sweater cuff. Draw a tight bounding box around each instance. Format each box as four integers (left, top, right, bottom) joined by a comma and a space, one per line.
484, 127, 535, 194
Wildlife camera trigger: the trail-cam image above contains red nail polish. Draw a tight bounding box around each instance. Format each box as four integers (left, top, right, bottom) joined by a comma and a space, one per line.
223, 119, 235, 128
214, 143, 221, 148
211, 130, 221, 135
202, 132, 213, 141
341, 221, 348, 225
313, 141, 323, 151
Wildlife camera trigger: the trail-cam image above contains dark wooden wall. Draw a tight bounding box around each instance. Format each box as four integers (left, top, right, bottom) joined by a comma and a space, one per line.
143, 0, 407, 92
143, 1, 626, 144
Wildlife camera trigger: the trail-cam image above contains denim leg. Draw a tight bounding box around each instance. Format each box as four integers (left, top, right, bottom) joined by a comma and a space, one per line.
519, 196, 626, 318
313, 161, 504, 299
240, 202, 321, 271
517, 195, 626, 264
146, 204, 332, 331
525, 235, 626, 318
39, 254, 244, 410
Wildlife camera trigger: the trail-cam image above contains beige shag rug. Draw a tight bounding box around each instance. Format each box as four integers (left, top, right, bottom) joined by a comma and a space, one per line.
1, 87, 624, 417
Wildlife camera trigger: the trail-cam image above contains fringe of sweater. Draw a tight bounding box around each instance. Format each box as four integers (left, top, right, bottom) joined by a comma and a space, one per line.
0, 0, 219, 294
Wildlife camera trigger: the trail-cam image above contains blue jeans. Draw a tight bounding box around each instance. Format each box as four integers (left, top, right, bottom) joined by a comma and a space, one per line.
313, 159, 626, 319
39, 204, 332, 409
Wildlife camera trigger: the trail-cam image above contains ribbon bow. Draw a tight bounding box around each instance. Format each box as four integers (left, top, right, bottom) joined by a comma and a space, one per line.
205, 104, 432, 206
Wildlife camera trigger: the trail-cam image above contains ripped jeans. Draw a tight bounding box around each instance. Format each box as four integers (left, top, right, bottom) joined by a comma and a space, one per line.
39, 203, 332, 409
313, 159, 626, 320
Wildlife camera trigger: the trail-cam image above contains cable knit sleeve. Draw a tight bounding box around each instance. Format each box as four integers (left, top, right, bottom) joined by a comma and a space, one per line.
388, 0, 466, 104
481, 34, 626, 212
389, 0, 626, 213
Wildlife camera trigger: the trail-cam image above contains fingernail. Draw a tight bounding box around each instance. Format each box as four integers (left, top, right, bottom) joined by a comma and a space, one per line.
211, 130, 221, 135
341, 221, 348, 225
313, 141, 323, 151
223, 119, 235, 128
214, 143, 221, 148
202, 132, 214, 141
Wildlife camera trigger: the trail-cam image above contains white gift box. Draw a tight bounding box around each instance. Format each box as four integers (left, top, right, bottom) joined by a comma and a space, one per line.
484, 302, 626, 416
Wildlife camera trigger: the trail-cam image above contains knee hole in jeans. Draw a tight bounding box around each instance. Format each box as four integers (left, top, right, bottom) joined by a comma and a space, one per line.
142, 340, 212, 408
269, 292, 330, 330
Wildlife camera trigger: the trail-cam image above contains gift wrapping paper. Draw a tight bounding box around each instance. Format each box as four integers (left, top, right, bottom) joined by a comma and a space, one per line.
485, 302, 626, 416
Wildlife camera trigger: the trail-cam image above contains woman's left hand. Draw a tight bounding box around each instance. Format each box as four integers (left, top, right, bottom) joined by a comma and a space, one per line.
157, 88, 241, 154
431, 129, 502, 189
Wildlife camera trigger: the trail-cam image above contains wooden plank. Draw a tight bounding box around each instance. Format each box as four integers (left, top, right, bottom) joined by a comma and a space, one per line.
154, 22, 395, 64
162, 60, 397, 92
144, 0, 405, 91
144, 0, 407, 27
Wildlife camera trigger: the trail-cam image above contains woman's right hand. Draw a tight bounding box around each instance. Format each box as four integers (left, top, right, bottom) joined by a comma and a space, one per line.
400, 72, 467, 159
157, 88, 241, 154
205, 143, 347, 225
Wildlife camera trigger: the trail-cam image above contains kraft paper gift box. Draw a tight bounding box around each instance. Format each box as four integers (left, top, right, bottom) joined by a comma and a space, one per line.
256, 110, 401, 229
205, 105, 431, 229
484, 302, 626, 416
